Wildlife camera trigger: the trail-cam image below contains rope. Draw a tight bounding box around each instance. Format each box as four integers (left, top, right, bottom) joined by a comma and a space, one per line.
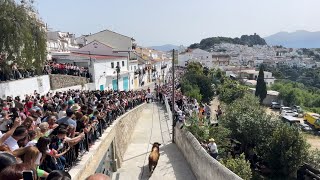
140, 102, 155, 179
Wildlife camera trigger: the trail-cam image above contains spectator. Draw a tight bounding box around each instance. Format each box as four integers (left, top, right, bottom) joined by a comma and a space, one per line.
46, 170, 71, 180
4, 125, 28, 151
58, 103, 68, 119
0, 163, 37, 180
13, 146, 49, 178
0, 111, 12, 133
86, 173, 111, 180
202, 138, 218, 159
57, 109, 77, 129
0, 152, 17, 173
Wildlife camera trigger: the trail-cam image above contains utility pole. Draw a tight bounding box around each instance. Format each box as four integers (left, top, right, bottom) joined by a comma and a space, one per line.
116, 65, 120, 91
172, 49, 175, 143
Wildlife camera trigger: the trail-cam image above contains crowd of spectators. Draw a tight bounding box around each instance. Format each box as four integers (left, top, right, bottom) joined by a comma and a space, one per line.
43, 62, 91, 79
0, 89, 146, 179
156, 68, 212, 126
0, 61, 92, 82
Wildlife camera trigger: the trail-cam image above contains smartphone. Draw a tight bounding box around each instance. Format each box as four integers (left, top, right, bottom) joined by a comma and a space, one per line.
22, 170, 34, 180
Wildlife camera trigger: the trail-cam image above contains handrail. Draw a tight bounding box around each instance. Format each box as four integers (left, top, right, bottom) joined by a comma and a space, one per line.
47, 98, 145, 172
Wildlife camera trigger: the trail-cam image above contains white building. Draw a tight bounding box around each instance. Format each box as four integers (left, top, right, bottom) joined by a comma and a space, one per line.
225, 69, 275, 86
75, 29, 139, 88
52, 40, 133, 91
47, 31, 79, 60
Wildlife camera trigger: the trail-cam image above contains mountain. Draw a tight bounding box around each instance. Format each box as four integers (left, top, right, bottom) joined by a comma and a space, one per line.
265, 30, 320, 48
149, 44, 179, 52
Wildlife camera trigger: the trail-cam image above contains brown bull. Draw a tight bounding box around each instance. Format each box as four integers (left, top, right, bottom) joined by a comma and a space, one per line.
148, 142, 161, 174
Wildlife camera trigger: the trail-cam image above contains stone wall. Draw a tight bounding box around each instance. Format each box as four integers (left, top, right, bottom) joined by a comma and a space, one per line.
69, 103, 145, 180
49, 74, 88, 90
163, 95, 241, 180
114, 105, 141, 164
174, 127, 242, 180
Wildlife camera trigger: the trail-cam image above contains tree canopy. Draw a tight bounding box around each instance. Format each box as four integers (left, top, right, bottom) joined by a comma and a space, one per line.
188, 34, 267, 50
220, 93, 309, 177
0, 0, 47, 73
181, 62, 215, 103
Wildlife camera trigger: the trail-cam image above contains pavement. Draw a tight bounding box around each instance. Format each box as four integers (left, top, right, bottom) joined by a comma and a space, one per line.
112, 102, 196, 180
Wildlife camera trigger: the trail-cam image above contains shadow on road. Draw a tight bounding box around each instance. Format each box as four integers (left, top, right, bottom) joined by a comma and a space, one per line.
138, 164, 151, 180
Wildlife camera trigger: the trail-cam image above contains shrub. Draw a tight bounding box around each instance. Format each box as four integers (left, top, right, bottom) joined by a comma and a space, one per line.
220, 153, 252, 180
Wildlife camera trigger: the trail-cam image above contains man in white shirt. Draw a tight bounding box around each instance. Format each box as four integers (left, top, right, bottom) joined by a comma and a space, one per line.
58, 103, 68, 119
4, 125, 28, 151
207, 138, 218, 159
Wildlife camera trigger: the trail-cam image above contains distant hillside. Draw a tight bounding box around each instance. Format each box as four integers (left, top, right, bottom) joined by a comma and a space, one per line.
265, 30, 320, 48
189, 34, 267, 50
149, 44, 179, 52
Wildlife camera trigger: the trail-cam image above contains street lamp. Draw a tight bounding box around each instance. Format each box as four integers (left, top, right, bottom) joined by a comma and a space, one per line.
116, 65, 120, 91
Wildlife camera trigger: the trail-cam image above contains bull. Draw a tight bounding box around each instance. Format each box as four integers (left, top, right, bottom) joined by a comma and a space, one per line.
148, 142, 161, 174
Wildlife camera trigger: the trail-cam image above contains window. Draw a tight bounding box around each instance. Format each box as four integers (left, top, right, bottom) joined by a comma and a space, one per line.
134, 66, 137, 70
111, 62, 114, 68
117, 62, 120, 67
131, 66, 132, 71
122, 61, 125, 67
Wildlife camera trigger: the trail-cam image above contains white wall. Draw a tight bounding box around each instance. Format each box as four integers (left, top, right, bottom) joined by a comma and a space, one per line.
0, 75, 51, 98
92, 58, 129, 90
84, 30, 133, 51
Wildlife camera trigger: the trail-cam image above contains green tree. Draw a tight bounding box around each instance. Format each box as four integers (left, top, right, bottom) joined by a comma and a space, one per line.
182, 62, 215, 103
181, 80, 202, 102
220, 94, 276, 155
0, 0, 47, 74
186, 62, 203, 75
257, 123, 309, 177
255, 65, 267, 103
307, 149, 320, 170
209, 125, 231, 157
220, 154, 252, 180
217, 79, 248, 104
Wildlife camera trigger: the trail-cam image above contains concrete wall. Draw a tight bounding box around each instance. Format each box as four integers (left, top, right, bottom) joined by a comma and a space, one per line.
0, 75, 51, 98
69, 103, 145, 180
49, 74, 88, 90
163, 95, 241, 180
174, 127, 242, 180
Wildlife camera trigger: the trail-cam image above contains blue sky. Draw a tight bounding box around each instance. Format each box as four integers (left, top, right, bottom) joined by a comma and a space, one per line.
35, 0, 320, 46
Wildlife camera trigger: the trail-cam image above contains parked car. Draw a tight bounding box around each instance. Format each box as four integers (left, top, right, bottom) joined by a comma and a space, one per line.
299, 123, 313, 131
281, 110, 299, 117
280, 107, 292, 113
292, 105, 302, 113
270, 102, 282, 109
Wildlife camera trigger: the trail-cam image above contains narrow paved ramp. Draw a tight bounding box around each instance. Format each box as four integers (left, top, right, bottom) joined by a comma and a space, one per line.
113, 102, 195, 180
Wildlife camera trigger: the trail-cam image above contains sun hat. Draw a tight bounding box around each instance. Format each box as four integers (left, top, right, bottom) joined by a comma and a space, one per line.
71, 104, 81, 112
209, 138, 215, 142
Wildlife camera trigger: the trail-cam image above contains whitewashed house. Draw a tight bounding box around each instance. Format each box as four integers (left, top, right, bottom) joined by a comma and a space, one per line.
75, 29, 138, 89
53, 40, 132, 91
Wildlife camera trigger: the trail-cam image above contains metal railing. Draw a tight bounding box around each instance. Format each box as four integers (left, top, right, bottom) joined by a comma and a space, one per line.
48, 99, 145, 172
